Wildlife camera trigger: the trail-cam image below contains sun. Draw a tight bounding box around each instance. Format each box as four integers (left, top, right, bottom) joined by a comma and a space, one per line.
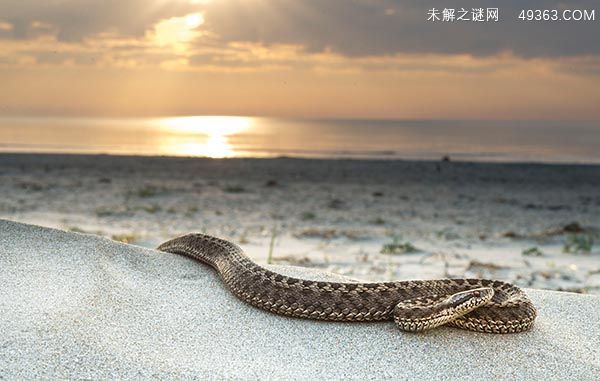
185, 13, 204, 29
151, 12, 204, 48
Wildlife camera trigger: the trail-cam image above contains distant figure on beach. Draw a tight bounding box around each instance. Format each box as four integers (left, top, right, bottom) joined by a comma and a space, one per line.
437, 155, 451, 172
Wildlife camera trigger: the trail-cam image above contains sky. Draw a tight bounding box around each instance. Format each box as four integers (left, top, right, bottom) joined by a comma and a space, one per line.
0, 0, 599, 120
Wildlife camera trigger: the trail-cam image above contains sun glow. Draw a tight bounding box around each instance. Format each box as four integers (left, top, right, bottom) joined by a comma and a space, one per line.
151, 12, 204, 48
160, 116, 252, 158
185, 13, 204, 29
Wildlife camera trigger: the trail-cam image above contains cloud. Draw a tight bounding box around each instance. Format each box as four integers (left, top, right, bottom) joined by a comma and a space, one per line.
0, 0, 196, 41
200, 0, 600, 58
1, 0, 599, 58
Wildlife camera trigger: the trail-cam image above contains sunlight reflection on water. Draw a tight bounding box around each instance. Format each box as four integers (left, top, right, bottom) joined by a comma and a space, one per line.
0, 116, 599, 164
158, 116, 253, 158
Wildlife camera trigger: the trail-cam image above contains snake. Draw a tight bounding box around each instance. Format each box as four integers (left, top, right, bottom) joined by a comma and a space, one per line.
157, 233, 537, 333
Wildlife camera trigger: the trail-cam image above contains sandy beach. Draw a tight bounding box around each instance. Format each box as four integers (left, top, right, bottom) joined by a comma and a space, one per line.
1, 219, 598, 380
1, 153, 599, 294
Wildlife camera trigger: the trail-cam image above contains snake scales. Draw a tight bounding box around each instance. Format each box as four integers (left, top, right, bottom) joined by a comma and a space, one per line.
158, 233, 537, 333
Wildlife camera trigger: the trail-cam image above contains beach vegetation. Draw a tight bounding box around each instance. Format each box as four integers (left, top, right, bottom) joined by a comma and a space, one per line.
371, 217, 386, 225
436, 230, 460, 240
295, 228, 337, 239
184, 205, 199, 217
95, 207, 114, 217
502, 231, 520, 238
294, 228, 367, 241
67, 226, 88, 233
380, 237, 420, 254
111, 234, 137, 244
18, 181, 44, 192
301, 211, 316, 220
132, 185, 161, 198
223, 184, 246, 193
522, 247, 543, 257
563, 234, 594, 254
142, 204, 161, 214
267, 225, 278, 264
386, 253, 395, 280
327, 198, 345, 209
239, 230, 250, 244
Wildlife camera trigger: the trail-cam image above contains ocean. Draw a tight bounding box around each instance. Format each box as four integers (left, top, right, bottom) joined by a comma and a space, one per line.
0, 116, 598, 164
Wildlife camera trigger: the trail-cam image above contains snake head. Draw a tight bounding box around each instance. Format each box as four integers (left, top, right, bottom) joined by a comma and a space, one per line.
447, 287, 494, 315
394, 287, 495, 332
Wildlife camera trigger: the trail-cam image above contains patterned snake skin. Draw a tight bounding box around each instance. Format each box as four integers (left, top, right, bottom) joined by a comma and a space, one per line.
157, 233, 537, 333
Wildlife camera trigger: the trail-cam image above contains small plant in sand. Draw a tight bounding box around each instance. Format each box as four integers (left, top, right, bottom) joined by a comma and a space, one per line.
95, 207, 114, 217
386, 253, 395, 280
522, 247, 543, 257
67, 226, 104, 236
223, 185, 245, 193
133, 185, 160, 198
327, 198, 345, 210
19, 181, 45, 192
301, 211, 316, 221
67, 226, 88, 233
142, 204, 161, 214
295, 228, 338, 240
371, 217, 386, 225
239, 229, 250, 244
563, 234, 594, 254
111, 234, 137, 244
266, 224, 278, 264
380, 237, 420, 254
185, 205, 199, 217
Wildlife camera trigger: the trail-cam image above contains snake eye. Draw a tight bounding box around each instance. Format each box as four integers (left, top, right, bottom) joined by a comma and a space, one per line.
448, 287, 493, 306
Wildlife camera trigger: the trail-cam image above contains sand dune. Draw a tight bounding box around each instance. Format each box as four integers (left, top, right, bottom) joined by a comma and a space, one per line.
1, 220, 598, 379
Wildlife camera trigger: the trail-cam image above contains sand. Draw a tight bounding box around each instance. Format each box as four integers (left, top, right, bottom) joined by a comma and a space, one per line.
0, 219, 599, 380
1, 153, 599, 294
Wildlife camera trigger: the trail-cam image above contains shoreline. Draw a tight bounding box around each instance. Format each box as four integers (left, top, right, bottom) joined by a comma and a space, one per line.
3, 151, 600, 167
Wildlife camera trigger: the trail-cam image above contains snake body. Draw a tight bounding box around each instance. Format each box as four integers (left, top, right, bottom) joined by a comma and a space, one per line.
158, 233, 537, 333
